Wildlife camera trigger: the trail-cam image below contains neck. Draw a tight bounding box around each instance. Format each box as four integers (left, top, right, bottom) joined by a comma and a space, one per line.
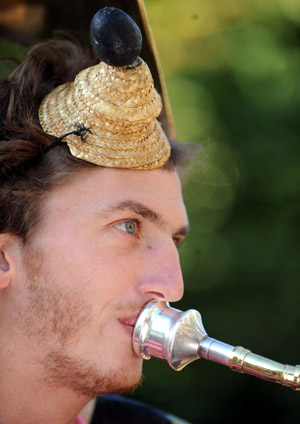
0, 333, 90, 424
0, 373, 89, 424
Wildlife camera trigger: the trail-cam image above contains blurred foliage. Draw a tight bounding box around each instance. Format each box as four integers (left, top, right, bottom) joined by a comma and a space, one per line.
0, 39, 25, 78
134, 0, 300, 423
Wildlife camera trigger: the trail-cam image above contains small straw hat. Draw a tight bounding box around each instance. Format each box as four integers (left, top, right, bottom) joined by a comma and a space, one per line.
39, 7, 171, 170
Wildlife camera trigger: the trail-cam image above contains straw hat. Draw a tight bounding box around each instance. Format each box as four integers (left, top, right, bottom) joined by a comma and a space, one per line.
39, 7, 171, 170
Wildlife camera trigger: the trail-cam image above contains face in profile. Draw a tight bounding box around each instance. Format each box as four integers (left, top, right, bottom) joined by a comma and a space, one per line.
13, 166, 189, 398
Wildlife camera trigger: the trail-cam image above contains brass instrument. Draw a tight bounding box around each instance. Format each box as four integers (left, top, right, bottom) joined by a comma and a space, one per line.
133, 300, 300, 390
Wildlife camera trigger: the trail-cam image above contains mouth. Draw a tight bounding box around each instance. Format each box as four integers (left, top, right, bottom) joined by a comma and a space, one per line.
118, 316, 138, 336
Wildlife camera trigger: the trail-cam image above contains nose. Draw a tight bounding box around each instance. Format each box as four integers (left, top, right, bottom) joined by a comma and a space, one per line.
137, 240, 184, 303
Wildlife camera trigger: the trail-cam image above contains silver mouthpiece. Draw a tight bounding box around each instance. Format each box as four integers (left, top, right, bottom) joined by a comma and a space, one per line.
133, 300, 300, 391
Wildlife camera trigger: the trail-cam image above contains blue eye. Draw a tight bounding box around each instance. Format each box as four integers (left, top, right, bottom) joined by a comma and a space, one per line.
115, 221, 137, 235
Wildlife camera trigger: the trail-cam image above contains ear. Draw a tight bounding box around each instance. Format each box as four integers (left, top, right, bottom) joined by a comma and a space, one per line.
0, 234, 18, 289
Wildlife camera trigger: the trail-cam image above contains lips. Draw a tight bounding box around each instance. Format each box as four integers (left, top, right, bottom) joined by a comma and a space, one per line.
118, 316, 138, 335
118, 299, 154, 335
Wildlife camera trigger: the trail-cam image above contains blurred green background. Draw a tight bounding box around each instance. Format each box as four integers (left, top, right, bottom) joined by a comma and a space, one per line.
136, 1, 300, 422
1, 0, 299, 422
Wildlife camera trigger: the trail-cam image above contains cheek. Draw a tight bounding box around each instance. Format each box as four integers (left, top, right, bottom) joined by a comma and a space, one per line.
39, 225, 141, 304
86, 248, 139, 301
56, 244, 141, 311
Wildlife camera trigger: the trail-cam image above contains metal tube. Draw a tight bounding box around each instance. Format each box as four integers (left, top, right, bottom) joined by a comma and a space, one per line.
199, 337, 233, 366
229, 346, 300, 390
132, 300, 300, 390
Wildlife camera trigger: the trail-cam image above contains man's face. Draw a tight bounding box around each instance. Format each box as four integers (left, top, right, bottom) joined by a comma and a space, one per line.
13, 167, 188, 398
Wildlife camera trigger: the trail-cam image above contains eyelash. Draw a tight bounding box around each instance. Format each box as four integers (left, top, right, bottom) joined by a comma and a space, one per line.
113, 219, 185, 248
172, 236, 184, 248
113, 219, 140, 236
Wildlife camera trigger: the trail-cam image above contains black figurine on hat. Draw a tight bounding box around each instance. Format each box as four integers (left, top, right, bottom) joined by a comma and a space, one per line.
90, 7, 142, 67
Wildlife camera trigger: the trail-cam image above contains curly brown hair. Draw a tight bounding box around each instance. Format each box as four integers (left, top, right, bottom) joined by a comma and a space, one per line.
0, 36, 192, 242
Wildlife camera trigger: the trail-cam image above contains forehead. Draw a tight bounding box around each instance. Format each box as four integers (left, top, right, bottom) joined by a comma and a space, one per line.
42, 167, 188, 228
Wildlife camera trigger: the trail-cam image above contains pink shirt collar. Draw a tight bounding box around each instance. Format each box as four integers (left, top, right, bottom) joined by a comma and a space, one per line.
74, 415, 87, 424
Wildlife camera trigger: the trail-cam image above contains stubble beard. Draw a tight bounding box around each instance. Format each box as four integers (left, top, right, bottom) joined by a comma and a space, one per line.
44, 350, 142, 398
18, 242, 143, 399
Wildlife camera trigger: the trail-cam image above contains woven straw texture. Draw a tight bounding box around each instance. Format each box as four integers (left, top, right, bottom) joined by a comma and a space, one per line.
39, 59, 170, 169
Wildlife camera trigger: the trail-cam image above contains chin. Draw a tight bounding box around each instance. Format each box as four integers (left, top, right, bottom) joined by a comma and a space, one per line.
96, 351, 143, 393
82, 360, 143, 398
44, 347, 144, 399
105, 366, 143, 395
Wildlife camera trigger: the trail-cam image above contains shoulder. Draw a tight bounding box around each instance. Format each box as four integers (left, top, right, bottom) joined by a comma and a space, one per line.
90, 394, 191, 424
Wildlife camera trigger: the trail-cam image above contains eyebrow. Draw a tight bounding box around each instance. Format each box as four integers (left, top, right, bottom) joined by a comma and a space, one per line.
100, 200, 190, 237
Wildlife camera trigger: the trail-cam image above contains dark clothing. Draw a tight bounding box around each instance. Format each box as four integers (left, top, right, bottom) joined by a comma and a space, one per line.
91, 395, 189, 424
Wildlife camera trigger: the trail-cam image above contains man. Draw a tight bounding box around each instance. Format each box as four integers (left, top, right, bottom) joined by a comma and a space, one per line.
0, 7, 191, 424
